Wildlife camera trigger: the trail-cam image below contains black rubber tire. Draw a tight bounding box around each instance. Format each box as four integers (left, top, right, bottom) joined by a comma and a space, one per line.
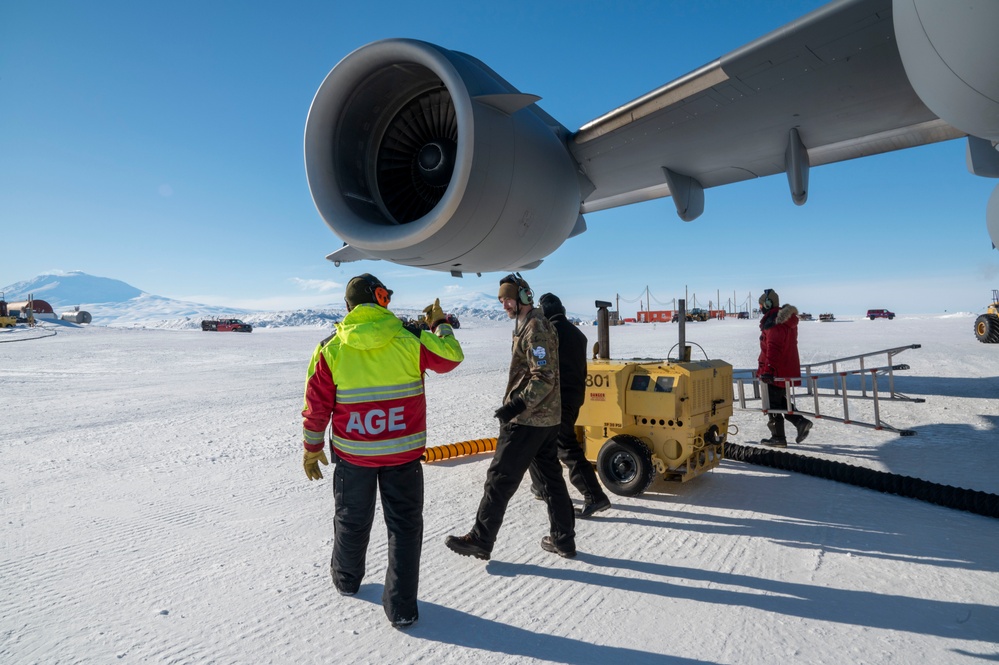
596, 435, 656, 497
975, 314, 999, 343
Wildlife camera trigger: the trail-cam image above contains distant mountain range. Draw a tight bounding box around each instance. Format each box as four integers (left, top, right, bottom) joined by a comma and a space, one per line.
1, 271, 514, 328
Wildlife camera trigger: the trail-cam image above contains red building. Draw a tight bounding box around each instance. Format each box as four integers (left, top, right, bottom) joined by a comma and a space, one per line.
636, 310, 674, 323
7, 299, 55, 315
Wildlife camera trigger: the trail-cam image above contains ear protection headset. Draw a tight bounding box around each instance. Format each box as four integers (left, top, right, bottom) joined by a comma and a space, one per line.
350, 274, 392, 308
366, 276, 391, 307
760, 288, 775, 310
501, 272, 533, 305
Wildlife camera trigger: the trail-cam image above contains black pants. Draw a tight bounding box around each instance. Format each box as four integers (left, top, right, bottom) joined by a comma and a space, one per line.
766, 383, 807, 438
331, 457, 423, 624
531, 402, 608, 504
471, 422, 575, 552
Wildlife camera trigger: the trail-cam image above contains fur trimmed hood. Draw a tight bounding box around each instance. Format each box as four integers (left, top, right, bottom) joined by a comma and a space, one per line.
761, 304, 799, 330
775, 304, 798, 325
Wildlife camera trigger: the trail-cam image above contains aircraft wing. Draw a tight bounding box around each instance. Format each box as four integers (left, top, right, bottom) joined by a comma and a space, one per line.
571, 0, 962, 217
304, 0, 999, 274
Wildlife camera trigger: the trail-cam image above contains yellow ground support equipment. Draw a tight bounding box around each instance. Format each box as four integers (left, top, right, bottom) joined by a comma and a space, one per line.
576, 358, 733, 496
974, 289, 999, 343
0, 293, 16, 328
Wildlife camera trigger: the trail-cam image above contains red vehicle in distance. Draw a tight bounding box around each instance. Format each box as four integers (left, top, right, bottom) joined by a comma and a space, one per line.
866, 309, 896, 320
202, 318, 253, 332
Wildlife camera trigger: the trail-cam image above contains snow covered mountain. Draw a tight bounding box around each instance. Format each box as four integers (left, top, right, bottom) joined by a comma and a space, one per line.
2, 271, 143, 307
1, 271, 517, 328
2, 272, 253, 328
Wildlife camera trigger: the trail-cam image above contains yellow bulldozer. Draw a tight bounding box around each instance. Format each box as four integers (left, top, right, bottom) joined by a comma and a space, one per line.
974, 289, 999, 343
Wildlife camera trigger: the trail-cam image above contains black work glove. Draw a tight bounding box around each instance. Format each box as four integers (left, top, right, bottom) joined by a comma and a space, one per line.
760, 367, 775, 384
493, 397, 526, 424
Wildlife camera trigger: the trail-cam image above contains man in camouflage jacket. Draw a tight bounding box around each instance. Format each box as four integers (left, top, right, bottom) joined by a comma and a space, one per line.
445, 274, 576, 559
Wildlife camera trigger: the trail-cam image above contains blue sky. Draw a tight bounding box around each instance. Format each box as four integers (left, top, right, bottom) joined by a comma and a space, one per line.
3, 0, 997, 317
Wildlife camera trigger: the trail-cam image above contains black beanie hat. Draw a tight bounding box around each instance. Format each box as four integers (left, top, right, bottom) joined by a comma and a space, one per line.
345, 273, 392, 308
538, 292, 565, 318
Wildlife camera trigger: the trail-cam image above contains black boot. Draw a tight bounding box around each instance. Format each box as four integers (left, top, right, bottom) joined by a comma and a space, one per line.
793, 417, 813, 444
761, 415, 787, 448
575, 495, 611, 518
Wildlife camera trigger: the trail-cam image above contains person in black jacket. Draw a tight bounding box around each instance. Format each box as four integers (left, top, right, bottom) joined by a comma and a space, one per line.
533, 293, 611, 518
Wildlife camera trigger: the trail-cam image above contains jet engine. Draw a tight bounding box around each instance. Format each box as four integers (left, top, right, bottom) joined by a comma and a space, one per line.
304, 39, 588, 275
893, 0, 999, 145
893, 0, 999, 249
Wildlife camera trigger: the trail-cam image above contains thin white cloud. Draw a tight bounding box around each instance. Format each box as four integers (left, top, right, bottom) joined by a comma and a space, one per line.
290, 277, 343, 293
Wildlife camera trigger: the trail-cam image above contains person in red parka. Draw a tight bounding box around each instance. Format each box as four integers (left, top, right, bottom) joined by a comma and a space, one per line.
757, 289, 813, 447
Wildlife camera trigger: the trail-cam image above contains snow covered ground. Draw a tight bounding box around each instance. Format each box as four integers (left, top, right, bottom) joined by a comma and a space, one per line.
2, 313, 997, 664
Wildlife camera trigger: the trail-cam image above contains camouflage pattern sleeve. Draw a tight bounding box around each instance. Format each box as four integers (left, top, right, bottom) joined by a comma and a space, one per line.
507, 311, 561, 427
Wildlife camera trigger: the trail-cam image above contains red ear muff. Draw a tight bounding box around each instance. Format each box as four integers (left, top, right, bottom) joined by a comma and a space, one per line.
374, 286, 390, 307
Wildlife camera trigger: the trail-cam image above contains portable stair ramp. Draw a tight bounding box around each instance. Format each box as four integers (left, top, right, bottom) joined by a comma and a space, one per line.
732, 344, 924, 436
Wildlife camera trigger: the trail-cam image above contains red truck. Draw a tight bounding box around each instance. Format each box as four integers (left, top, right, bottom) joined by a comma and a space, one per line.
201, 318, 253, 332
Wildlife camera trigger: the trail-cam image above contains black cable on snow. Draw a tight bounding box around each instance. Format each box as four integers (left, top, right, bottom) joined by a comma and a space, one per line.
725, 442, 999, 519
0, 329, 58, 343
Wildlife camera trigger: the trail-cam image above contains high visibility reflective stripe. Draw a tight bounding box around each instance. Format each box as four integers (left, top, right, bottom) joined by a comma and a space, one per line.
336, 380, 424, 404
303, 429, 325, 445
331, 431, 427, 456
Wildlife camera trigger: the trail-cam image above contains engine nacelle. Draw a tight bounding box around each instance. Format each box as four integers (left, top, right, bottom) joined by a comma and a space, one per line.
894, 0, 999, 143
304, 39, 585, 274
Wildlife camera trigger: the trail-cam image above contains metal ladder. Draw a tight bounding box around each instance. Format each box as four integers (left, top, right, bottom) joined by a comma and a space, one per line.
732, 344, 924, 436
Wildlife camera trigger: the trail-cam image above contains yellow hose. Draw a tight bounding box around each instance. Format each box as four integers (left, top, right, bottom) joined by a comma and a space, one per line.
422, 438, 498, 463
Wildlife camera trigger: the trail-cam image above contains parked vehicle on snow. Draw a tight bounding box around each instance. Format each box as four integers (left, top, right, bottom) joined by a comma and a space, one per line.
201, 318, 253, 332
672, 308, 710, 322
867, 308, 895, 320
974, 289, 999, 343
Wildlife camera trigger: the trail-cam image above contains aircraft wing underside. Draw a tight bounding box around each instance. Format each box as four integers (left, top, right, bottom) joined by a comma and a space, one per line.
571, 0, 963, 215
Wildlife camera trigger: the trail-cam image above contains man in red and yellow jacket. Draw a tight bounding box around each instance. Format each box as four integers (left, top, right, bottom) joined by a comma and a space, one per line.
301, 273, 463, 629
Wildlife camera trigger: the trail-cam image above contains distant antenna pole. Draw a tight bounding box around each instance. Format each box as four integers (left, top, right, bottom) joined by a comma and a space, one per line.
645, 286, 650, 314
